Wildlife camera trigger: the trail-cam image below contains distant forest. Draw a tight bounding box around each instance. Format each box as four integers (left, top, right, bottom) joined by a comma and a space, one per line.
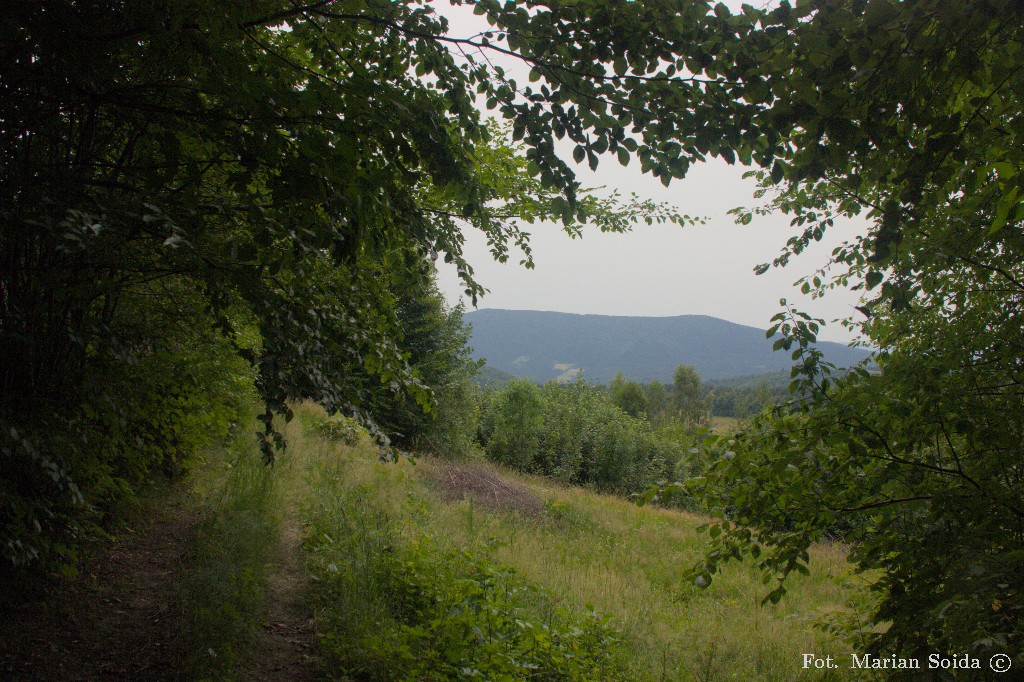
464, 309, 872, 383
476, 363, 789, 419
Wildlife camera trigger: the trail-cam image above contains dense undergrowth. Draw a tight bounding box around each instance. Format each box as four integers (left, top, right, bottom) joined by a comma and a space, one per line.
1, 289, 258, 571
478, 379, 686, 497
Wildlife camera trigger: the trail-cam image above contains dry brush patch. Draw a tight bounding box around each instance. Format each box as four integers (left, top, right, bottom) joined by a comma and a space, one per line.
418, 457, 545, 518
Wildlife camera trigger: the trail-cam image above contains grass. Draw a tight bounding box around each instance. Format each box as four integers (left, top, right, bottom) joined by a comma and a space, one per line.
476, 474, 868, 681
299, 408, 626, 679
3, 402, 872, 680
177, 421, 290, 679
709, 415, 742, 432
290, 402, 876, 681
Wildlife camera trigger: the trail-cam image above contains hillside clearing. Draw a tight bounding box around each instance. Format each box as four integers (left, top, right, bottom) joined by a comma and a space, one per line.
295, 403, 874, 681
3, 408, 875, 680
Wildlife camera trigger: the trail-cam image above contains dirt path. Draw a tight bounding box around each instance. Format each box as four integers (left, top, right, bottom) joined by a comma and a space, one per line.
0, 491, 197, 681
1, 481, 321, 681
241, 506, 320, 681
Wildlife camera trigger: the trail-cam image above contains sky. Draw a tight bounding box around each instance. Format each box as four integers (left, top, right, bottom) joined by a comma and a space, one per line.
433, 1, 867, 344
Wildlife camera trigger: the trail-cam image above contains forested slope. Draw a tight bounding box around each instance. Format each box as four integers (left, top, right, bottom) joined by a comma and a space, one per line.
465, 309, 871, 382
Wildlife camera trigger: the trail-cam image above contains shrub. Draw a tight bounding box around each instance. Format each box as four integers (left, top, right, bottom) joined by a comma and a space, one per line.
311, 414, 365, 445
305, 483, 626, 681
0, 281, 256, 570
481, 379, 544, 471
480, 380, 687, 495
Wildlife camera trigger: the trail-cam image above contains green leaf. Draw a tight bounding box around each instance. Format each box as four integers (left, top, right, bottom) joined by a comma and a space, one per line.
989, 187, 1019, 235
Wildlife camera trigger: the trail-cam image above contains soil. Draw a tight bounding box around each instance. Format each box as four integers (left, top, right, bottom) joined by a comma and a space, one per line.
0, 484, 320, 681
420, 458, 545, 517
0, 491, 197, 681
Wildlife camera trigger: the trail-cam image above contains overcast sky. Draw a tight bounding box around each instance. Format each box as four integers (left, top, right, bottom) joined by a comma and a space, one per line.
434, 1, 867, 344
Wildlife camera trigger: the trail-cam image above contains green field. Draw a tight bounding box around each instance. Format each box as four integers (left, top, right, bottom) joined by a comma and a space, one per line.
291, 403, 874, 681
709, 415, 741, 432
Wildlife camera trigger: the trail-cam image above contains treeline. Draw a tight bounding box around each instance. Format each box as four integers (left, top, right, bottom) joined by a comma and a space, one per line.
705, 374, 790, 419
451, 364, 786, 501
465, 363, 749, 503
329, 305, 735, 504
477, 364, 788, 421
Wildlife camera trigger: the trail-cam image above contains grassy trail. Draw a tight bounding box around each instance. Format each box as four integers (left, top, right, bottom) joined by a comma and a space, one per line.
2, 408, 875, 680
180, 417, 322, 681
238, 420, 321, 680
0, 422, 319, 681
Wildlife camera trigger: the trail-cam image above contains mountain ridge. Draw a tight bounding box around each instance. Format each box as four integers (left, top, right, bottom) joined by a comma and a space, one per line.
464, 309, 872, 383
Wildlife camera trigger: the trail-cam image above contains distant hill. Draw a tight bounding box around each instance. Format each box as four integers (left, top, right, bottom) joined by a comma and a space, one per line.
464, 309, 873, 384
475, 363, 517, 388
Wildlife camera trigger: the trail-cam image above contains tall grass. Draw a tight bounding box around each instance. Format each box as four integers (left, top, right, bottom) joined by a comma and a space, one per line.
298, 402, 626, 680
471, 476, 872, 681
292, 402, 876, 681
177, 422, 290, 679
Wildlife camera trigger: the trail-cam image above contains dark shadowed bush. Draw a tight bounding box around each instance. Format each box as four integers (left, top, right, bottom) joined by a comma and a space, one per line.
1, 280, 256, 569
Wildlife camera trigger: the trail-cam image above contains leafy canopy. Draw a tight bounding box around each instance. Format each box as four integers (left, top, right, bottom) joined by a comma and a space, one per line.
673, 0, 1024, 661
2, 0, 702, 465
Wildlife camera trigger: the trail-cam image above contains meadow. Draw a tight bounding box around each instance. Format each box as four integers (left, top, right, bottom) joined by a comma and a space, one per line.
290, 403, 876, 681
0, 402, 879, 681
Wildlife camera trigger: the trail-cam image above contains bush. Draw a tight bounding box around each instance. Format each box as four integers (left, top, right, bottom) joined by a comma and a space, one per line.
0, 281, 256, 569
305, 484, 626, 681
311, 414, 365, 445
480, 380, 544, 471
479, 380, 687, 495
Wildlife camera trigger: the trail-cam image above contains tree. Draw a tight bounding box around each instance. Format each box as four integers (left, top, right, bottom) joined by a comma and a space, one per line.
609, 372, 649, 419
678, 0, 1024, 662
644, 381, 671, 426
2, 0, 701, 564
671, 364, 709, 429
371, 267, 480, 456
483, 379, 544, 471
